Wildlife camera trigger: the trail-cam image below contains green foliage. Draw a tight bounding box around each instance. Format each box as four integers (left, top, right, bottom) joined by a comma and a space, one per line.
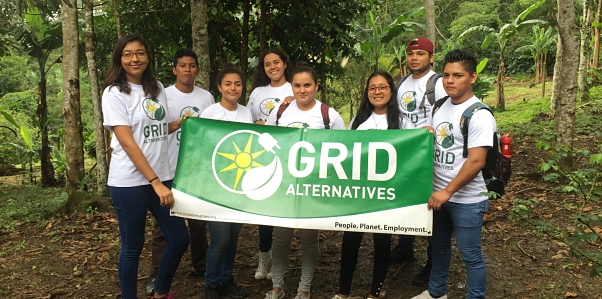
473, 58, 495, 100
353, 7, 425, 71
0, 56, 31, 97
0, 185, 65, 233
510, 138, 602, 277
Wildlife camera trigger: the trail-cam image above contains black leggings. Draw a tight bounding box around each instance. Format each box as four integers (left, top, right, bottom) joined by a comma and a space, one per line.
338, 232, 391, 297
258, 225, 273, 252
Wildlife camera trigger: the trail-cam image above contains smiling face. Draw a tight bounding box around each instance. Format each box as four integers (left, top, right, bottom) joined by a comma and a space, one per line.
263, 53, 287, 85
292, 72, 318, 109
121, 41, 148, 84
218, 73, 243, 104
406, 49, 433, 78
442, 61, 477, 103
367, 75, 392, 113
173, 56, 200, 88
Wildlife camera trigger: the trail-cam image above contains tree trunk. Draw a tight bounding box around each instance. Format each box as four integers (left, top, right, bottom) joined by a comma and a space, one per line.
551, 35, 562, 114
191, 0, 211, 89
240, 0, 250, 104
62, 0, 85, 191
592, 0, 602, 68
495, 50, 506, 109
426, 0, 436, 68
259, 0, 267, 54
111, 0, 122, 39
38, 74, 56, 186
321, 47, 327, 105
578, 0, 593, 103
535, 53, 541, 84
541, 52, 547, 97
84, 0, 108, 196
555, 0, 579, 155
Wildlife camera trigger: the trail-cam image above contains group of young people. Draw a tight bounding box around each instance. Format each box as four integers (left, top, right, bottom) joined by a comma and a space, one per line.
101, 34, 493, 299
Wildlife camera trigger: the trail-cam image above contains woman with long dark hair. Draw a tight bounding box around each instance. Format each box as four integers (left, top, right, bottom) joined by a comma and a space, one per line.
332, 70, 414, 299
101, 34, 189, 299
247, 48, 294, 281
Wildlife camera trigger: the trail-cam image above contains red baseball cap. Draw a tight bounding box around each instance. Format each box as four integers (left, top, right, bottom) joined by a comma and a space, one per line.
407, 38, 434, 54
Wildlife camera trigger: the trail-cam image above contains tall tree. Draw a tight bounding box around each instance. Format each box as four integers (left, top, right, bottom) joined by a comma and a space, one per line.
61, 0, 85, 191
240, 0, 250, 104
593, 0, 602, 69
459, 0, 546, 109
516, 25, 556, 96
191, 0, 210, 89
578, 0, 593, 103
550, 34, 561, 115
16, 10, 61, 186
426, 0, 436, 65
555, 0, 579, 154
84, 0, 108, 196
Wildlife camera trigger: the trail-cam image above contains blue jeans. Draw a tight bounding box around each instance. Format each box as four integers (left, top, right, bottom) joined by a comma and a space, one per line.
429, 200, 488, 299
205, 221, 242, 286
109, 181, 189, 299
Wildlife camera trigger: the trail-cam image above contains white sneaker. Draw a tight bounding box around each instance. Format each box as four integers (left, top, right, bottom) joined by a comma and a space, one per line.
293, 290, 310, 299
331, 295, 347, 299
265, 290, 285, 299
255, 249, 273, 280
411, 290, 447, 299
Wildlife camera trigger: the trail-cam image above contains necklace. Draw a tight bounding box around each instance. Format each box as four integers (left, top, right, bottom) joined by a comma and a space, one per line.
222, 106, 239, 121
372, 113, 386, 127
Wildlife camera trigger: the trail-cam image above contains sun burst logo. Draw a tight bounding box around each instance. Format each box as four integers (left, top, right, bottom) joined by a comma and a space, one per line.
435, 122, 454, 149
142, 98, 166, 120
259, 98, 281, 116
400, 91, 417, 112
180, 106, 202, 118
212, 130, 283, 200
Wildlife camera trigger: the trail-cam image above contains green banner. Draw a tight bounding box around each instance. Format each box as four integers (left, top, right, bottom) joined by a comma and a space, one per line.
171, 118, 433, 235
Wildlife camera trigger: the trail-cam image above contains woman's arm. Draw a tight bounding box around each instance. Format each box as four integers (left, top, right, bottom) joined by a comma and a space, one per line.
113, 125, 175, 208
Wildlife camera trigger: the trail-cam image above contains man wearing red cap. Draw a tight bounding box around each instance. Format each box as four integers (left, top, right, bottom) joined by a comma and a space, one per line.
390, 37, 447, 286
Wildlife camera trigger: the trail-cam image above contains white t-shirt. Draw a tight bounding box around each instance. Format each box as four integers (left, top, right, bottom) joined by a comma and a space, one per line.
397, 70, 447, 127
349, 112, 415, 130
265, 99, 345, 130
431, 96, 496, 204
166, 85, 215, 176
201, 103, 253, 124
102, 82, 172, 187
247, 82, 293, 122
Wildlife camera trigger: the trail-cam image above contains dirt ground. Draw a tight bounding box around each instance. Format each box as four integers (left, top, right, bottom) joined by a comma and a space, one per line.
1, 135, 601, 299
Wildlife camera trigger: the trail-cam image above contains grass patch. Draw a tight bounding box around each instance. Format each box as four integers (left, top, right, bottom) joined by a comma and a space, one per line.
0, 185, 65, 233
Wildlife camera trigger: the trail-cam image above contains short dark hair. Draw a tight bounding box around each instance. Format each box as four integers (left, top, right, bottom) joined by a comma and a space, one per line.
173, 48, 199, 67
291, 61, 317, 84
216, 62, 245, 86
443, 49, 477, 74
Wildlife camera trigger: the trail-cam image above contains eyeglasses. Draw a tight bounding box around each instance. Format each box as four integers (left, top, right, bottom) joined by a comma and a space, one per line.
122, 51, 147, 60
368, 86, 390, 93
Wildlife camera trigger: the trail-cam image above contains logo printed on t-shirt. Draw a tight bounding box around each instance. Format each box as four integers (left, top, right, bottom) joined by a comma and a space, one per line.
400, 91, 417, 112
260, 98, 281, 116
142, 98, 166, 121
287, 122, 309, 128
180, 106, 202, 118
435, 122, 454, 149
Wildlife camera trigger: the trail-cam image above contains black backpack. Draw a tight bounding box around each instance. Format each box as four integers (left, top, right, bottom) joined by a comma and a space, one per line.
396, 73, 442, 118
432, 96, 507, 198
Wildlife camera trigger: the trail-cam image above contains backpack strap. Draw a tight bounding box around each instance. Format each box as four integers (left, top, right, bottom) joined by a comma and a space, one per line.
459, 102, 493, 158
431, 96, 449, 117
395, 75, 409, 90
275, 103, 290, 127
419, 74, 443, 118
321, 102, 330, 129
